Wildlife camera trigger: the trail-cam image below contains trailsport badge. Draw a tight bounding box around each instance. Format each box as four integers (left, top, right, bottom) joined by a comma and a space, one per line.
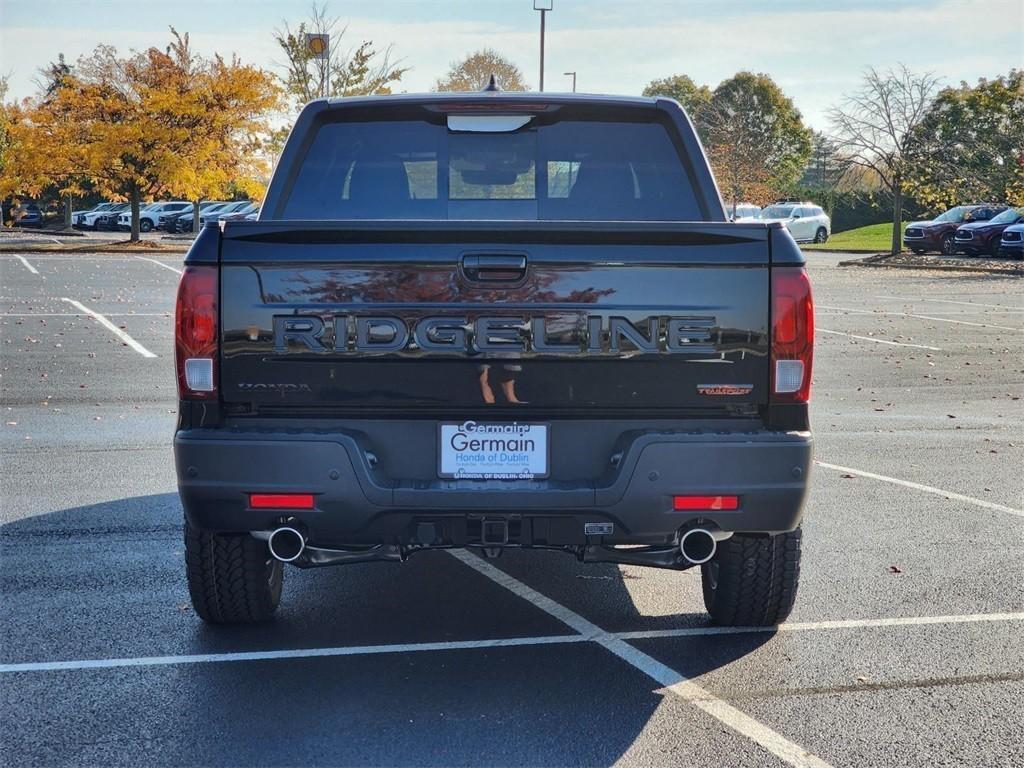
697, 384, 754, 396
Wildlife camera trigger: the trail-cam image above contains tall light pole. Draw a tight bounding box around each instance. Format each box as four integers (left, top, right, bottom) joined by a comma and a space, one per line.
534, 1, 552, 91
564, 71, 576, 92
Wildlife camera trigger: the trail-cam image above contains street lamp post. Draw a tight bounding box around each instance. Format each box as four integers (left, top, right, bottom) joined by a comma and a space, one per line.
533, 1, 553, 91
564, 71, 576, 92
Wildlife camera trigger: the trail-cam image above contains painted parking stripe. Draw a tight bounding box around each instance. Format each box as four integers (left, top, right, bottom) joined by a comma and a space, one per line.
59, 298, 157, 358
0, 634, 588, 674
874, 295, 1024, 312
816, 461, 1024, 518
818, 304, 1022, 332
15, 255, 39, 275
615, 611, 1024, 640
3, 609, 1023, 676
447, 549, 832, 768
817, 328, 941, 351
135, 256, 183, 275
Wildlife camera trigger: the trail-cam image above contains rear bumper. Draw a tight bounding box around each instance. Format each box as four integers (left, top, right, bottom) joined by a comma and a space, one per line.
175, 427, 812, 549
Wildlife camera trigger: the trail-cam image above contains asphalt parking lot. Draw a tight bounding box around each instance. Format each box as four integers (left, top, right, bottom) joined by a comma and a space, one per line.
1, 250, 1022, 767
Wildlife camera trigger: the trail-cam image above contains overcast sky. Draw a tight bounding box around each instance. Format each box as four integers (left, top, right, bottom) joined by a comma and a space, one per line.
1, 0, 1021, 129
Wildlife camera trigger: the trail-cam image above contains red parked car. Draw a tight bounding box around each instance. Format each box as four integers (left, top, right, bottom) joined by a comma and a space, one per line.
954, 207, 1024, 256
903, 204, 1006, 255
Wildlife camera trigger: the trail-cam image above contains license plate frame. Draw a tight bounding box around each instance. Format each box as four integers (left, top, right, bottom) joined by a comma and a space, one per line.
438, 421, 550, 480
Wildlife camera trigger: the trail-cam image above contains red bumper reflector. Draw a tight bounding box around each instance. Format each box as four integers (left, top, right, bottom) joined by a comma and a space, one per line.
673, 495, 739, 511
249, 493, 315, 510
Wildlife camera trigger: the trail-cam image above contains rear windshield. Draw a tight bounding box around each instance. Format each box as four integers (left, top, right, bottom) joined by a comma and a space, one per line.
278, 117, 700, 221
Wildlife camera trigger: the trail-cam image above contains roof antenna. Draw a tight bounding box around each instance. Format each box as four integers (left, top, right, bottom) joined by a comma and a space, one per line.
482, 74, 503, 92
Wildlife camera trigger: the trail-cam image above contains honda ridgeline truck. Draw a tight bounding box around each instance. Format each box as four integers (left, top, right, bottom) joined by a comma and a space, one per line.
174, 90, 814, 626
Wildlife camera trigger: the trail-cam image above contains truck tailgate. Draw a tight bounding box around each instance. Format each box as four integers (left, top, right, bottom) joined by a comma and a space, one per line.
218, 221, 771, 417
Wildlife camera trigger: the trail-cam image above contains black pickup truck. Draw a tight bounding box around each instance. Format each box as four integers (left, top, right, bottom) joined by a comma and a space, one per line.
174, 91, 814, 626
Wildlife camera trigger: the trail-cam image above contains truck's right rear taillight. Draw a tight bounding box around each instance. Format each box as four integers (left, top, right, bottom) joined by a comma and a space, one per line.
771, 267, 813, 404
175, 265, 218, 400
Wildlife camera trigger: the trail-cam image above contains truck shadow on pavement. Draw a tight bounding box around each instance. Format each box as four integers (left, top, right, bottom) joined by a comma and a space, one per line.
1, 493, 775, 766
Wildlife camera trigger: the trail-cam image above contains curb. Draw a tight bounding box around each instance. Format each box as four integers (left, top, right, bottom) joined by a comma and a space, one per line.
0, 245, 190, 254
804, 247, 883, 254
0, 229, 87, 238
839, 257, 1023, 276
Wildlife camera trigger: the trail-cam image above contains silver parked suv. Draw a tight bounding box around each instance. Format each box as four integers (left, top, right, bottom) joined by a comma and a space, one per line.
759, 200, 831, 244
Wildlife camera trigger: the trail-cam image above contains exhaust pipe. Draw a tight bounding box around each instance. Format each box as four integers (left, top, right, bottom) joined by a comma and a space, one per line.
268, 526, 306, 563
679, 527, 730, 565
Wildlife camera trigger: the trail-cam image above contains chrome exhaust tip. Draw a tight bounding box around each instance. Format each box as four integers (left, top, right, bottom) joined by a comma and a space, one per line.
680, 528, 719, 565
268, 526, 306, 563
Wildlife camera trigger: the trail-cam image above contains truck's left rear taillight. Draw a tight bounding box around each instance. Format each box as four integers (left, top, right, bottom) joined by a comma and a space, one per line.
175, 265, 218, 400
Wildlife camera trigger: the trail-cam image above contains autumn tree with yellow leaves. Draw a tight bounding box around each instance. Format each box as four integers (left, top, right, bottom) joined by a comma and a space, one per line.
2, 31, 281, 240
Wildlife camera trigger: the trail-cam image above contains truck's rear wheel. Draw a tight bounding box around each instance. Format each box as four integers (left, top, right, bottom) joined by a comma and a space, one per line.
185, 521, 283, 624
700, 528, 801, 626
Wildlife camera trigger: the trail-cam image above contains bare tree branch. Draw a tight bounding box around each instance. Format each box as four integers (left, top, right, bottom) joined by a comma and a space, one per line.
828, 65, 940, 254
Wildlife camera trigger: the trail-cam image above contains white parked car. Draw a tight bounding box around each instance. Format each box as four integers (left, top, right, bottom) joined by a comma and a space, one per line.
72, 202, 117, 229
117, 201, 191, 232
725, 202, 761, 221
759, 202, 831, 244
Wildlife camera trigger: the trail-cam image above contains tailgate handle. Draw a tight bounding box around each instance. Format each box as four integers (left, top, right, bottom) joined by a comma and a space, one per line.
462, 253, 528, 283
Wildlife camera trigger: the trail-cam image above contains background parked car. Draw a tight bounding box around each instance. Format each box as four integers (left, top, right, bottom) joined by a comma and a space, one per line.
725, 202, 760, 221
94, 203, 130, 231
73, 202, 118, 229
999, 222, 1024, 260
117, 201, 190, 232
903, 204, 1007, 255
759, 201, 831, 243
217, 202, 260, 222
954, 206, 1023, 256
164, 201, 228, 233
11, 203, 44, 227
200, 200, 255, 225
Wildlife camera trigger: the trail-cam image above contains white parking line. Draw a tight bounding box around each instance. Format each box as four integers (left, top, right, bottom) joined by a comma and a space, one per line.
875, 295, 1024, 312
135, 256, 183, 275
4, 609, 1023, 676
15, 255, 39, 275
616, 611, 1024, 640
816, 461, 1024, 518
447, 550, 832, 768
817, 328, 941, 351
818, 304, 1022, 332
1, 313, 169, 317
59, 298, 157, 358
0, 634, 587, 674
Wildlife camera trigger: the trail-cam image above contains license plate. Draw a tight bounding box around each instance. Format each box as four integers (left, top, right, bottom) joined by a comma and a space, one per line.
439, 421, 549, 479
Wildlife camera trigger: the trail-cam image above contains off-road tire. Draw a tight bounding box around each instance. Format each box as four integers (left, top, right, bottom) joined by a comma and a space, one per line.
185, 521, 283, 624
701, 528, 801, 626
